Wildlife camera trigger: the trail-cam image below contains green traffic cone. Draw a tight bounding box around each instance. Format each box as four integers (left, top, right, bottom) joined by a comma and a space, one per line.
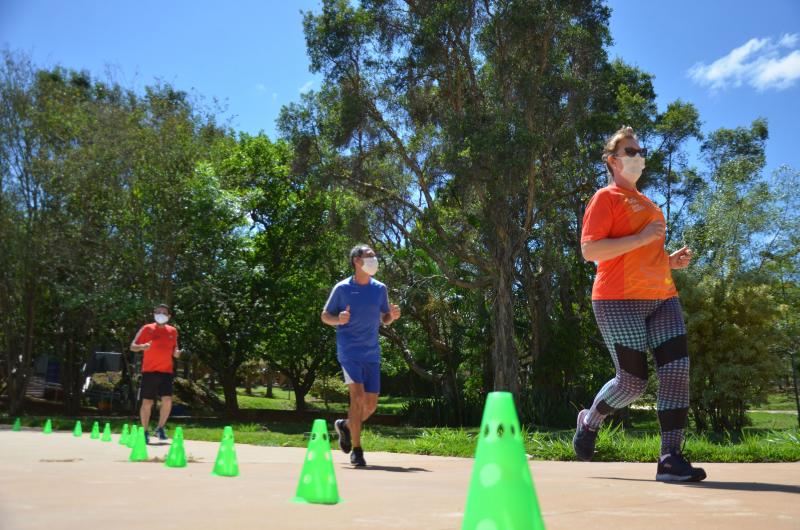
292, 419, 341, 505
43, 419, 52, 434
119, 424, 130, 445
221, 425, 234, 443
90, 421, 100, 440
101, 422, 112, 442
165, 426, 187, 468
73, 420, 83, 437
461, 392, 545, 530
211, 426, 239, 477
129, 426, 149, 462
127, 425, 138, 448
12, 418, 21, 431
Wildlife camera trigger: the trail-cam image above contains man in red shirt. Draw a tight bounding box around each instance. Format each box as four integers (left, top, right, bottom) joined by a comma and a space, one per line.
130, 304, 181, 444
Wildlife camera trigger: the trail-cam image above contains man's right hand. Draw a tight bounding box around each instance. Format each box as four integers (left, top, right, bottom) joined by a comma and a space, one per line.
338, 306, 351, 325
638, 220, 666, 245
139, 341, 152, 352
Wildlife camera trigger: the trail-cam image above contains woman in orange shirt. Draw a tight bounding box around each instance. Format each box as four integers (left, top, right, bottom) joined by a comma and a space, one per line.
574, 126, 706, 482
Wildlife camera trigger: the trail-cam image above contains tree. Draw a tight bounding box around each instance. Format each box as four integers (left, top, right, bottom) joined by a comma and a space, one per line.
680, 120, 790, 431
295, 0, 613, 397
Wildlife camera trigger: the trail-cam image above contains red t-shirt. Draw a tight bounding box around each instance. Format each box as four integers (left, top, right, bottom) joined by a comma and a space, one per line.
134, 323, 178, 373
581, 184, 677, 300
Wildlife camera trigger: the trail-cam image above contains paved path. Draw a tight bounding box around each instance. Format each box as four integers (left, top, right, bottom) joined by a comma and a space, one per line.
1, 429, 798, 530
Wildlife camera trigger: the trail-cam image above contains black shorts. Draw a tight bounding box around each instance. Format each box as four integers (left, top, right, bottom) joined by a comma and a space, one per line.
139, 372, 174, 400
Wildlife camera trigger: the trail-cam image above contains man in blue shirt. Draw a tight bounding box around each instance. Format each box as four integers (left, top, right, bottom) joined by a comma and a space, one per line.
321, 244, 401, 466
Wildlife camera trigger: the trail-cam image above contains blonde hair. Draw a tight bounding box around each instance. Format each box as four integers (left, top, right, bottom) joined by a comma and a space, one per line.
602, 126, 637, 181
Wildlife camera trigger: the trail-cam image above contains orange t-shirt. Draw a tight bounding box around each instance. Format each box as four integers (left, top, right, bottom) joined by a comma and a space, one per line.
581, 184, 677, 300
134, 323, 178, 373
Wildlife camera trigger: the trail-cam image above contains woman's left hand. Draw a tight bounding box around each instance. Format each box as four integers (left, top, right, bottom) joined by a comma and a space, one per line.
669, 246, 693, 269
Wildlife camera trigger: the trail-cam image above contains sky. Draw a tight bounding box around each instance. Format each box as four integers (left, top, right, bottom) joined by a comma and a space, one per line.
1, 0, 798, 176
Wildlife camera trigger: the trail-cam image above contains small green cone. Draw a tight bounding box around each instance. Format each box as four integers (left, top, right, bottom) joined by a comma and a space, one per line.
73, 420, 82, 437
221, 425, 234, 442
101, 422, 112, 442
12, 418, 21, 431
43, 419, 52, 434
165, 426, 187, 468
119, 424, 129, 445
292, 419, 341, 505
461, 392, 545, 530
90, 421, 100, 440
126, 425, 138, 448
129, 427, 149, 462
211, 426, 239, 477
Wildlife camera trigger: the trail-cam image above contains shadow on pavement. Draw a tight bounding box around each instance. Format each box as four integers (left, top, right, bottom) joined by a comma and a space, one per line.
343, 464, 431, 473
591, 477, 800, 494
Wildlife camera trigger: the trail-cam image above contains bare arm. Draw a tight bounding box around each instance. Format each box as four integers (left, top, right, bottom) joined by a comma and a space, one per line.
582, 220, 664, 262
381, 303, 401, 325
129, 328, 150, 352
582, 234, 645, 261
321, 311, 340, 326
322, 305, 350, 327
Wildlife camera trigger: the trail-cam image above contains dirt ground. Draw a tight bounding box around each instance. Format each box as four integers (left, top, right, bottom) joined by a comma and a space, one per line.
1, 428, 798, 530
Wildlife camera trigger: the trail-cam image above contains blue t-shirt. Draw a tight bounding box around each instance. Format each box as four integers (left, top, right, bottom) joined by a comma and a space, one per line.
324, 276, 390, 362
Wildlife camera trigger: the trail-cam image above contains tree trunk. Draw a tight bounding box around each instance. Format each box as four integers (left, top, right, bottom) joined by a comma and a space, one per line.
294, 386, 307, 411
220, 372, 239, 414
490, 258, 520, 397
265, 372, 274, 398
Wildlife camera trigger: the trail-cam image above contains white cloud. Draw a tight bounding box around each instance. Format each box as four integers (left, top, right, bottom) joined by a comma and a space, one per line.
299, 80, 314, 94
779, 33, 799, 48
753, 50, 800, 90
689, 33, 800, 92
255, 83, 266, 92
272, 92, 278, 102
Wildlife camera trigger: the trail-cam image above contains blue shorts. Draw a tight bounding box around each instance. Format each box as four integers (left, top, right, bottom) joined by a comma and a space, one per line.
340, 360, 381, 394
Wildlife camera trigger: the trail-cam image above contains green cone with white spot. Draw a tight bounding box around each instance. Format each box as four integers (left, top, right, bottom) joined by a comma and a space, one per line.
292, 419, 340, 505
128, 426, 149, 462
126, 425, 137, 448
101, 422, 112, 442
119, 424, 129, 445
211, 426, 239, 477
165, 426, 187, 468
462, 392, 545, 530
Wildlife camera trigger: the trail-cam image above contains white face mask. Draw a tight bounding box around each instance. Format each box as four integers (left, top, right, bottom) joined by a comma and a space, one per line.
154, 313, 170, 325
360, 256, 379, 276
620, 155, 645, 181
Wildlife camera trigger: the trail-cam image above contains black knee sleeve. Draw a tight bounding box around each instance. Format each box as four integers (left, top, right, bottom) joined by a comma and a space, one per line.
658, 407, 689, 431
654, 335, 688, 367
615, 343, 648, 380
596, 400, 615, 415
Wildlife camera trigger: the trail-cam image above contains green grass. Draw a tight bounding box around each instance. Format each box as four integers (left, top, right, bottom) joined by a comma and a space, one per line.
229, 387, 296, 410
5, 415, 799, 463
221, 386, 409, 415
753, 391, 799, 412
746, 411, 799, 430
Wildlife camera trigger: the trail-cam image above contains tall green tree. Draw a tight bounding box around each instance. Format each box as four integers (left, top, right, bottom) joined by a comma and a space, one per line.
680, 120, 789, 431
296, 0, 613, 397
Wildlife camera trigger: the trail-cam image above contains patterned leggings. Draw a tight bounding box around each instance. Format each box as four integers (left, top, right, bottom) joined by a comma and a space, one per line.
585, 297, 690, 455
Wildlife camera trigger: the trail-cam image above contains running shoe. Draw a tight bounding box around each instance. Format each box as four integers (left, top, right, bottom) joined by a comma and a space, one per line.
572, 409, 598, 461
656, 450, 707, 482
334, 419, 352, 454
350, 446, 366, 467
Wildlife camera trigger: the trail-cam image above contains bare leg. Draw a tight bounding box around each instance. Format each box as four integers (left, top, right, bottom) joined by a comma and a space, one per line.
157, 396, 172, 428
347, 383, 366, 448
140, 399, 154, 431
362, 393, 378, 422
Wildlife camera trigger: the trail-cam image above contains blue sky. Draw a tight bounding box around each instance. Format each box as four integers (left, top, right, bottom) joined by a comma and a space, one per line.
2, 0, 798, 176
